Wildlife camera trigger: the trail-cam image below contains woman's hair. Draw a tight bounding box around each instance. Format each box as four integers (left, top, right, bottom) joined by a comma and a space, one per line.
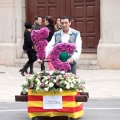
24, 22, 32, 29
55, 17, 61, 24
45, 16, 55, 32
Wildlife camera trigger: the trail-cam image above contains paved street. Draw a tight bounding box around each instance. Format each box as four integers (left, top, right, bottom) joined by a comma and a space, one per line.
0, 99, 120, 120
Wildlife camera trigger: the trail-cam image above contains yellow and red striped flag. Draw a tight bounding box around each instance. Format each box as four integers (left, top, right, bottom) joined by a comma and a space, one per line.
28, 89, 84, 119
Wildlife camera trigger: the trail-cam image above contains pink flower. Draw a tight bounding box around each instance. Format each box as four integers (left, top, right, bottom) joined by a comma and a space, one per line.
47, 75, 51, 79
37, 75, 41, 79
56, 82, 60, 86
78, 84, 82, 89
56, 76, 59, 81
29, 84, 33, 88
76, 76, 80, 79
64, 73, 69, 78
40, 83, 44, 87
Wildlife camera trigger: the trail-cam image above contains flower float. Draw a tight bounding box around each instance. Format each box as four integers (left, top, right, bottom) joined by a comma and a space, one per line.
50, 43, 76, 72
21, 70, 85, 93
31, 27, 50, 59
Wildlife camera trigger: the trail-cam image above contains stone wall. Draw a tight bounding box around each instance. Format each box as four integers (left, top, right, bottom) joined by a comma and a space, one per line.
0, 0, 25, 65
97, 0, 120, 69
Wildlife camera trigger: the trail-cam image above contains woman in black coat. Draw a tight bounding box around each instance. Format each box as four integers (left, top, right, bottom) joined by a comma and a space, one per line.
19, 22, 37, 76
44, 16, 55, 70
44, 16, 55, 42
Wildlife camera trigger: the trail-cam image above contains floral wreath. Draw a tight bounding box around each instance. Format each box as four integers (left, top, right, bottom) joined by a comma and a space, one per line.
50, 43, 76, 72
31, 27, 50, 59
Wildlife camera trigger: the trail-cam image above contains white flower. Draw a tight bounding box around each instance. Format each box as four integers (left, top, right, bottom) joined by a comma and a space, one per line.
53, 79, 56, 83
48, 71, 54, 75
36, 86, 39, 91
22, 88, 28, 93
77, 79, 81, 83
42, 79, 45, 82
61, 71, 65, 74
66, 84, 70, 89
59, 88, 63, 92
70, 84, 74, 88
36, 78, 40, 84
28, 75, 34, 79
36, 72, 40, 74
44, 76, 48, 80
45, 81, 48, 85
68, 79, 72, 83
64, 81, 68, 85
58, 75, 62, 78
39, 82, 41, 86
44, 87, 49, 91
49, 82, 54, 88
72, 79, 76, 84
23, 80, 28, 85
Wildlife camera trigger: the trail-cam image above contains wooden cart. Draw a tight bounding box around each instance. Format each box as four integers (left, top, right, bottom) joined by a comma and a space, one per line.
15, 90, 89, 120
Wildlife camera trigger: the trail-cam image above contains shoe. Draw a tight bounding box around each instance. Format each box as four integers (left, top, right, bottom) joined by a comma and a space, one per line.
22, 65, 28, 74
29, 71, 34, 75
19, 69, 25, 76
19, 63, 30, 76
24, 69, 28, 74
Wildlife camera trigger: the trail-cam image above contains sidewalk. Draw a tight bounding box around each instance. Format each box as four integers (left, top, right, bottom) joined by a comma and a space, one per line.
0, 66, 120, 102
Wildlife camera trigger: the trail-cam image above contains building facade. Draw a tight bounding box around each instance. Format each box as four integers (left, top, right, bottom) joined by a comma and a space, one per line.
0, 0, 120, 69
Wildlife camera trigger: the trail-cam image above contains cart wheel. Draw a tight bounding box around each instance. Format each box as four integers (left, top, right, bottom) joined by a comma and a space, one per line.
32, 117, 36, 120
69, 117, 80, 120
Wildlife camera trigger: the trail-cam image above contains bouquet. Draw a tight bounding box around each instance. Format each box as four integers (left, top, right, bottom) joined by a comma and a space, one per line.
21, 70, 85, 94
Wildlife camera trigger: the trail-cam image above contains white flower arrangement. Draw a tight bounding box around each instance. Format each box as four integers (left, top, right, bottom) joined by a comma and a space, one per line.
21, 70, 85, 94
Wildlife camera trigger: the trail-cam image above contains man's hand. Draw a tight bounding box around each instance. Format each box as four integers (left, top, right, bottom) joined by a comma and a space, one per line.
67, 58, 74, 64
37, 59, 43, 64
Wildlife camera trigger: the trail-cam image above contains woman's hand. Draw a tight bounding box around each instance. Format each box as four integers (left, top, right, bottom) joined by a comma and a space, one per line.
37, 59, 43, 64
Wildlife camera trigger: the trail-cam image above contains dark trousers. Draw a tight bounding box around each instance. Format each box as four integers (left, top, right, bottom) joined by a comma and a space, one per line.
27, 50, 37, 64
68, 62, 76, 75
41, 61, 45, 71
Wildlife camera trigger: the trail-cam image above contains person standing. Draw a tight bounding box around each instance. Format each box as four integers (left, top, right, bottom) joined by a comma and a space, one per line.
39, 16, 82, 75
32, 16, 46, 71
44, 16, 55, 42
19, 22, 37, 76
54, 17, 61, 31
32, 16, 42, 30
44, 16, 55, 70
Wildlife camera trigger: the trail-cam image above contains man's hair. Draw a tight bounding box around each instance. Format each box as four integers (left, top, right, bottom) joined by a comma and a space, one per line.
60, 16, 71, 22
24, 22, 32, 29
34, 16, 42, 20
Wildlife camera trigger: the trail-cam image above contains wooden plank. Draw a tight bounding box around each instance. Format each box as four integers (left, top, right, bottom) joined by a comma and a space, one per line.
75, 95, 88, 102
15, 95, 28, 102
79, 92, 89, 98
15, 94, 88, 102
